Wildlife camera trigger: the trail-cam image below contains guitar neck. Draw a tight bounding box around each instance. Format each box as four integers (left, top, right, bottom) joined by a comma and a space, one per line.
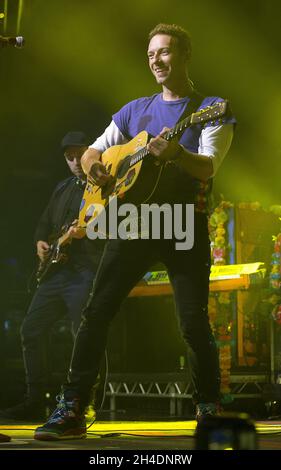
164, 101, 227, 141
54, 232, 70, 249
56, 225, 83, 247
162, 115, 192, 142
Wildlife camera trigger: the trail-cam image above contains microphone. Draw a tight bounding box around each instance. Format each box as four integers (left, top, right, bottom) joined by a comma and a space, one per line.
0, 35, 25, 48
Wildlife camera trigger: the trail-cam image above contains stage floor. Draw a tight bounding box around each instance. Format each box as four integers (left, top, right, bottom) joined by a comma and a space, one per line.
1, 416, 281, 450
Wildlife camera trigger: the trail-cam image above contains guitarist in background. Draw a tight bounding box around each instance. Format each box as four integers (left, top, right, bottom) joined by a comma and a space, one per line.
35, 23, 236, 440
0, 131, 105, 422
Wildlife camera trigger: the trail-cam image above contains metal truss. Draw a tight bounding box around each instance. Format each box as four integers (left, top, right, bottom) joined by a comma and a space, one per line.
107, 380, 193, 398
229, 374, 268, 399
105, 373, 269, 415
106, 378, 193, 416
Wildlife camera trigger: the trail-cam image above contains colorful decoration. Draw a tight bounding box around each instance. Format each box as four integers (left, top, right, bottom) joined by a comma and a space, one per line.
272, 304, 281, 325
269, 232, 281, 291
208, 201, 281, 397
269, 221, 281, 323
208, 200, 233, 397
269, 205, 281, 217
209, 200, 233, 265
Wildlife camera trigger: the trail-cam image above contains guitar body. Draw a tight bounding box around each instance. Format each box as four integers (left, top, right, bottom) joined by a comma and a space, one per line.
78, 131, 163, 227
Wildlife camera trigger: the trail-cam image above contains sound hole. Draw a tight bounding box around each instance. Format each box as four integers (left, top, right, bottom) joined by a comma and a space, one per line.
116, 155, 132, 179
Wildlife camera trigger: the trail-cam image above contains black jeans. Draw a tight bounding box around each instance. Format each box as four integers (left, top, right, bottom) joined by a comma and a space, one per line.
21, 263, 95, 399
67, 214, 220, 405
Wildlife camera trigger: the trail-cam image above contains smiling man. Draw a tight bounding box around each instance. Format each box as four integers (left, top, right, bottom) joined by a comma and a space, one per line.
34, 23, 236, 440
148, 28, 192, 96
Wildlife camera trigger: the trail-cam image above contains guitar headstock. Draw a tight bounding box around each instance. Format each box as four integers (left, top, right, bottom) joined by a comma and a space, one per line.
190, 100, 228, 125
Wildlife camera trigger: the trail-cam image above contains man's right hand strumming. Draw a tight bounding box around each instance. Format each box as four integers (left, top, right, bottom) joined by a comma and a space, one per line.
89, 161, 112, 187
81, 147, 111, 187
37, 241, 50, 262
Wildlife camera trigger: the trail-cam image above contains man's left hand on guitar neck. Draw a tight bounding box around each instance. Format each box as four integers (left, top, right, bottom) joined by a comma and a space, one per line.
147, 127, 183, 163
147, 126, 213, 181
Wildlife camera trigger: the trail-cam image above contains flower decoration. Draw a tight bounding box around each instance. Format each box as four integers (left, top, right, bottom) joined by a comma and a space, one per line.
269, 205, 281, 217
269, 233, 281, 291
208, 199, 233, 395
269, 230, 281, 323
272, 304, 281, 325
209, 200, 233, 266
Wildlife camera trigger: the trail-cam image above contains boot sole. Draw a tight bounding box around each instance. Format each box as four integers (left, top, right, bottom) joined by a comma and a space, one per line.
34, 430, 87, 441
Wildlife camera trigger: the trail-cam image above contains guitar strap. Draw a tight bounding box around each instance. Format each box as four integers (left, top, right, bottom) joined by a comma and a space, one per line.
153, 89, 207, 205
173, 89, 213, 207
175, 89, 205, 131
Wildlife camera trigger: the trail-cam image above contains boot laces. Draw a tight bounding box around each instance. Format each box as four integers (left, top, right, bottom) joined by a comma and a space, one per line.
48, 395, 77, 424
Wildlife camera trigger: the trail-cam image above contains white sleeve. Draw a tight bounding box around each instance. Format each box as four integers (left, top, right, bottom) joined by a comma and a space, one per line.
198, 123, 234, 176
89, 120, 128, 153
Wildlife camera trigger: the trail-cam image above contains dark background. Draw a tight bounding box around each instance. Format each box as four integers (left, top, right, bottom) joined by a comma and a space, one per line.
0, 0, 281, 400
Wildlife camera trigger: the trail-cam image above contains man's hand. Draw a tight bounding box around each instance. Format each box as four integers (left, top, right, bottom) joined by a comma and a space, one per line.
89, 161, 112, 187
147, 127, 183, 162
37, 241, 50, 262
66, 220, 85, 239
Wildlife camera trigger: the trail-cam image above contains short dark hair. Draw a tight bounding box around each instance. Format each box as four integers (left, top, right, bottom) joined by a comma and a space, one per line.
148, 23, 192, 60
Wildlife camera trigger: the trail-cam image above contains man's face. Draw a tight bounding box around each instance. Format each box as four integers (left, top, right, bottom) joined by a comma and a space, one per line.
147, 34, 187, 87
64, 145, 88, 179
